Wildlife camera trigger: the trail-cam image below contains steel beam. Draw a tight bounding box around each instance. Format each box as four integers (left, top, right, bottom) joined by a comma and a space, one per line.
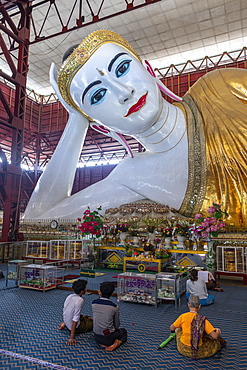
1, 0, 161, 46
0, 0, 31, 241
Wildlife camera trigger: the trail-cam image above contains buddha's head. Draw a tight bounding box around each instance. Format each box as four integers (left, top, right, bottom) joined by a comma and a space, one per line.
58, 30, 163, 135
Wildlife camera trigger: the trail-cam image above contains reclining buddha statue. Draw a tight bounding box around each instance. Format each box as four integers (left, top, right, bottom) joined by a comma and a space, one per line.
23, 30, 247, 227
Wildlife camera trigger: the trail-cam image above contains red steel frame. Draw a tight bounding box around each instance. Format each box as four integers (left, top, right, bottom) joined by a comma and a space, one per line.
4, 0, 161, 46
0, 0, 31, 241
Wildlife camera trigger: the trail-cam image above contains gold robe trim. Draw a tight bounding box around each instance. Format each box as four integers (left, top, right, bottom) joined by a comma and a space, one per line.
176, 68, 247, 227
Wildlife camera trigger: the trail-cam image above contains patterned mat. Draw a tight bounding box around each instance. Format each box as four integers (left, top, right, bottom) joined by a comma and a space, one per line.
65, 273, 106, 283
0, 264, 246, 370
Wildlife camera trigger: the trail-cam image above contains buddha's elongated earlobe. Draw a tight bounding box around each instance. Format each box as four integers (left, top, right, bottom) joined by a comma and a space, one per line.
142, 59, 156, 77
142, 59, 183, 102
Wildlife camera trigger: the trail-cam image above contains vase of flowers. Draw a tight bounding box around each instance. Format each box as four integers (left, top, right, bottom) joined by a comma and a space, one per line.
77, 207, 104, 264
133, 236, 139, 247
128, 219, 139, 238
119, 232, 127, 246
162, 225, 173, 248
142, 216, 162, 234
146, 225, 155, 233
192, 203, 229, 273
116, 223, 130, 246
77, 206, 103, 239
117, 223, 130, 233
174, 220, 190, 249
193, 203, 228, 240
164, 237, 172, 248
177, 235, 186, 249
107, 224, 119, 246
148, 233, 156, 244
206, 239, 217, 273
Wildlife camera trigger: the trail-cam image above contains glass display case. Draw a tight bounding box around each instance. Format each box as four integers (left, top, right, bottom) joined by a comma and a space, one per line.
117, 272, 156, 305
49, 240, 69, 260
68, 240, 89, 260
6, 260, 27, 287
156, 268, 191, 309
26, 241, 49, 258
19, 264, 58, 291
49, 239, 92, 261
216, 246, 245, 273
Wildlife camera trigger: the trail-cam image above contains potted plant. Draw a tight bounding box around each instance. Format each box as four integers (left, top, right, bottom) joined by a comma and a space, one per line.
174, 219, 191, 249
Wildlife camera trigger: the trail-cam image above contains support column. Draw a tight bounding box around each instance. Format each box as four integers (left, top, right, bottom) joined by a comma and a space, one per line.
0, 1, 31, 241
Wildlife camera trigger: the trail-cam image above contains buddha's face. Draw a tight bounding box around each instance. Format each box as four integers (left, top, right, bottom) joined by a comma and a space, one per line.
70, 43, 163, 135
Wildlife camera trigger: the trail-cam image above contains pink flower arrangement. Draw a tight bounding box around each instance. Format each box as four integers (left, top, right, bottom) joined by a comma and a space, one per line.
193, 203, 228, 239
77, 206, 103, 238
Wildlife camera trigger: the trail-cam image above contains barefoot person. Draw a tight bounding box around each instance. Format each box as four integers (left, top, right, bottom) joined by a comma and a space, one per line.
170, 295, 226, 359
59, 279, 93, 345
198, 270, 224, 292
92, 281, 127, 351
186, 269, 215, 306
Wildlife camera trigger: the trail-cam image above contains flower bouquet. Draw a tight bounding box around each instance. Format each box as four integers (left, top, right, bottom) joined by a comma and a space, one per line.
162, 227, 173, 238
128, 220, 140, 236
192, 203, 228, 273
146, 225, 156, 233
174, 220, 190, 238
77, 206, 103, 238
109, 224, 119, 237
117, 223, 130, 233
193, 203, 228, 239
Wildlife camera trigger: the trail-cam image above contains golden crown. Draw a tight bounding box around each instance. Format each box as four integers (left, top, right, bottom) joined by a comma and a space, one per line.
58, 29, 141, 118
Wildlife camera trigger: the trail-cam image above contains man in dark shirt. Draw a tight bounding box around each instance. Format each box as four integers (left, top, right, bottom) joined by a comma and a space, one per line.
92, 281, 127, 351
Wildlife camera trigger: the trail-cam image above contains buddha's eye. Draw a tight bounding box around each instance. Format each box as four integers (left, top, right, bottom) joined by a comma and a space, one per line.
90, 88, 107, 105
115, 60, 132, 78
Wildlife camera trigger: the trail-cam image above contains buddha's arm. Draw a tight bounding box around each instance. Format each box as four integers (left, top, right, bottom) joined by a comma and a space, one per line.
34, 174, 145, 220
23, 63, 89, 219
23, 113, 89, 219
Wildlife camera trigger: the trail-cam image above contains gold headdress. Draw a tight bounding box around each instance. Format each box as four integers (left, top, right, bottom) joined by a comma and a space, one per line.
58, 29, 141, 118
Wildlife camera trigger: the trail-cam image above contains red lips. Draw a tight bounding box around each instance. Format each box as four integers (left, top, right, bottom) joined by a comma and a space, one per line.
124, 92, 148, 117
